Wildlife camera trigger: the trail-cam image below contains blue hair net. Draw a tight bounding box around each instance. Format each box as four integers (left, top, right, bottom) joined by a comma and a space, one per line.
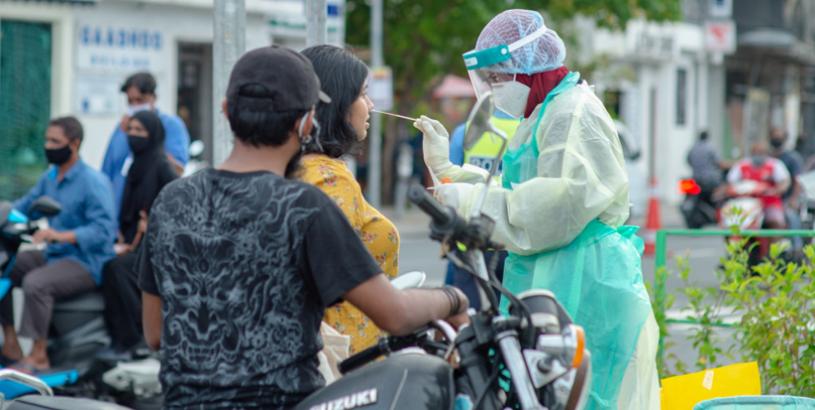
475, 9, 566, 74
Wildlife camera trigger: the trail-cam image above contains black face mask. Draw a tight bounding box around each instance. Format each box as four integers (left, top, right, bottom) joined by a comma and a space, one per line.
770, 139, 785, 149
128, 135, 151, 155
44, 145, 73, 165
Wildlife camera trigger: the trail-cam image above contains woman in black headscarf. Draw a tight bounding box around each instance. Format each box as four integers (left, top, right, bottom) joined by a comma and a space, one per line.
101, 110, 178, 358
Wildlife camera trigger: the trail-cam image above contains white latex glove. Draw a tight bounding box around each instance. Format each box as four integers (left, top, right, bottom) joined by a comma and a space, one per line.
413, 116, 489, 185
413, 116, 452, 182
434, 183, 477, 218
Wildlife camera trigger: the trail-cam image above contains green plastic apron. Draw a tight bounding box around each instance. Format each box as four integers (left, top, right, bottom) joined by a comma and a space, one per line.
500, 72, 652, 409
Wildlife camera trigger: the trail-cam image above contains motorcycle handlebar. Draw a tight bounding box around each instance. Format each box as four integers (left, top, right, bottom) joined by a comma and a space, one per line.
407, 184, 455, 227
338, 332, 423, 375
338, 339, 387, 375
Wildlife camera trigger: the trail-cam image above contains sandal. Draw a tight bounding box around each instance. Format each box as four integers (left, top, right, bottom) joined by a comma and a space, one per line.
0, 353, 21, 367
9, 360, 49, 375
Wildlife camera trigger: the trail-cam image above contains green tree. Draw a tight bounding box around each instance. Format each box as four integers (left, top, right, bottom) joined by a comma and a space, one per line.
345, 0, 681, 201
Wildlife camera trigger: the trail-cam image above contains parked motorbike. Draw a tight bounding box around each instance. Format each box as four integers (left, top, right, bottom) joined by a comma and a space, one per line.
296, 93, 590, 410
679, 178, 719, 229
0, 198, 103, 396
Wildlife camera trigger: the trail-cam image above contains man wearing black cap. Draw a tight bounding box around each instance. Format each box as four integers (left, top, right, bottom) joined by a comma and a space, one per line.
136, 46, 468, 409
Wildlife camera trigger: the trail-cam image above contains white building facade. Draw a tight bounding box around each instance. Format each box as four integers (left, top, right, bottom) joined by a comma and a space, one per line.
574, 18, 722, 206
0, 0, 344, 174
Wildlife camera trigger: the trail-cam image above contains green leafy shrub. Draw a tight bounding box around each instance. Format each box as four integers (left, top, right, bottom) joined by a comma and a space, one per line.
654, 240, 815, 395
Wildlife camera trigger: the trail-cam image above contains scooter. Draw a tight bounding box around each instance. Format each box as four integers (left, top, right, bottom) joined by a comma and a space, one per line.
296, 93, 591, 410
0, 197, 107, 397
0, 198, 160, 408
0, 368, 127, 409
718, 180, 785, 265
679, 178, 719, 229
182, 140, 207, 177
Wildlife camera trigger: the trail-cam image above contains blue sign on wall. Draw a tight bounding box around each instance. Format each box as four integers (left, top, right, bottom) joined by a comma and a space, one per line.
80, 25, 162, 51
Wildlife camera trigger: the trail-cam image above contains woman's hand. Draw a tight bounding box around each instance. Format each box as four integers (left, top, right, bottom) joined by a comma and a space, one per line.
130, 211, 149, 250
114, 243, 132, 256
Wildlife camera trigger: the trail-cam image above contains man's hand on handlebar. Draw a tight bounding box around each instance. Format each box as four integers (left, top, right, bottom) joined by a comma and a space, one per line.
445, 287, 470, 329
32, 228, 75, 245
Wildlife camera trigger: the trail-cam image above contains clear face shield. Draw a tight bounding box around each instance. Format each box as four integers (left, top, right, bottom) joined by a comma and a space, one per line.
463, 25, 549, 118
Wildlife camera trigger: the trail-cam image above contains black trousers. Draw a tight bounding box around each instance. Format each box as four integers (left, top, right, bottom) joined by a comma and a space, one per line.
101, 252, 143, 350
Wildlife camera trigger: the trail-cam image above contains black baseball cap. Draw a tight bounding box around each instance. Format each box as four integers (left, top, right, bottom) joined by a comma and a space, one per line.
226, 45, 331, 112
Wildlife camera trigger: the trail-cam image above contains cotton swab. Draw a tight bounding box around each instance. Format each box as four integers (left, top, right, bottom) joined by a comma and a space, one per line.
371, 109, 418, 122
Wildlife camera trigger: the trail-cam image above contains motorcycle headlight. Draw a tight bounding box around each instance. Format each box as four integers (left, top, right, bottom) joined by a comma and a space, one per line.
513, 290, 592, 409
510, 289, 564, 334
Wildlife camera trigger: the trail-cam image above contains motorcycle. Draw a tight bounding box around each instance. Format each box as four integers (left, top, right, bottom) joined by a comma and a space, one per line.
718, 180, 784, 265
679, 178, 718, 229
0, 198, 160, 409
0, 368, 129, 409
796, 170, 815, 232
182, 140, 208, 177
296, 93, 591, 410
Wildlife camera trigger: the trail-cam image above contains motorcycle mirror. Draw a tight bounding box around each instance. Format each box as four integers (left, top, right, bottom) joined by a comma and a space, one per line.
189, 140, 205, 158
462, 92, 508, 218
0, 202, 12, 226
390, 271, 426, 290
463, 93, 498, 151
30, 196, 61, 217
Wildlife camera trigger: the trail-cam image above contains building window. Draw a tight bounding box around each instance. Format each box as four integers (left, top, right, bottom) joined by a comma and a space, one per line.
676, 68, 687, 126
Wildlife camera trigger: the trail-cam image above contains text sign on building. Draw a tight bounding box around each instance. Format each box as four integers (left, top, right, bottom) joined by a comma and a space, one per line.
76, 24, 164, 73
705, 20, 736, 54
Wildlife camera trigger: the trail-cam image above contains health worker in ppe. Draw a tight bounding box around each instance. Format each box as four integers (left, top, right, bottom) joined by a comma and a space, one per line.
413, 9, 659, 410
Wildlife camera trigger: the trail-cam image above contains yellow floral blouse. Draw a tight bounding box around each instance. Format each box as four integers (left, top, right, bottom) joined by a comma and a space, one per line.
300, 154, 400, 353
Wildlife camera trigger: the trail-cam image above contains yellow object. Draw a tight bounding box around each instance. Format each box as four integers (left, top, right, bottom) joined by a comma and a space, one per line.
462, 115, 521, 170
660, 362, 762, 410
300, 155, 400, 354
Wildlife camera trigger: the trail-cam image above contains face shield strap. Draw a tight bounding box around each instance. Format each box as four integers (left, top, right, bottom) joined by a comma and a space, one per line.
462, 24, 549, 72
507, 25, 548, 52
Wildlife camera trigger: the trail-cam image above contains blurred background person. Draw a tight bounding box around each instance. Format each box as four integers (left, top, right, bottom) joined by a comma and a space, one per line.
1, 116, 115, 371
100, 110, 179, 360
101, 72, 190, 219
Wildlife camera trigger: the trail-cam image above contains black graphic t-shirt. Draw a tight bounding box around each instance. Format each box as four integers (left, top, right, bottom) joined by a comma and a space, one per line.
137, 168, 382, 409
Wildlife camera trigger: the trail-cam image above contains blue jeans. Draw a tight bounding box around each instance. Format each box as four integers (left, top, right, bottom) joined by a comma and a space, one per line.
444, 251, 506, 311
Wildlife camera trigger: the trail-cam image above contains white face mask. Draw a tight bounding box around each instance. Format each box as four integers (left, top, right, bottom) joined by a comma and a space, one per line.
127, 103, 152, 116
492, 78, 531, 119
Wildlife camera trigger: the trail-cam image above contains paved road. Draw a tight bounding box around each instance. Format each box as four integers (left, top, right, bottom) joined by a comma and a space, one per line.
387, 205, 739, 376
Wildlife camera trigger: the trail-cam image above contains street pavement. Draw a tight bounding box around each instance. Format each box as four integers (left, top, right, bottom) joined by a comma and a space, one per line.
385, 202, 738, 376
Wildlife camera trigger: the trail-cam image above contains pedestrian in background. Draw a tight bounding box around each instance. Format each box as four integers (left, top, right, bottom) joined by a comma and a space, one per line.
100, 110, 178, 360
101, 72, 189, 220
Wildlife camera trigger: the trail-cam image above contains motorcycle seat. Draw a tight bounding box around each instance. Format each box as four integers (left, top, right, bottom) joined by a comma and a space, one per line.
3, 395, 131, 410
53, 291, 104, 313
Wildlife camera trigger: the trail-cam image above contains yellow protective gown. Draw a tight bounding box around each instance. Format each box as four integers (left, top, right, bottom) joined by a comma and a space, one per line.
427, 81, 659, 409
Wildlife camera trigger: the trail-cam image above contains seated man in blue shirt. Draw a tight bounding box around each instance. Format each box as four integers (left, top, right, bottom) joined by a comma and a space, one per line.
0, 116, 116, 371
101, 72, 190, 218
